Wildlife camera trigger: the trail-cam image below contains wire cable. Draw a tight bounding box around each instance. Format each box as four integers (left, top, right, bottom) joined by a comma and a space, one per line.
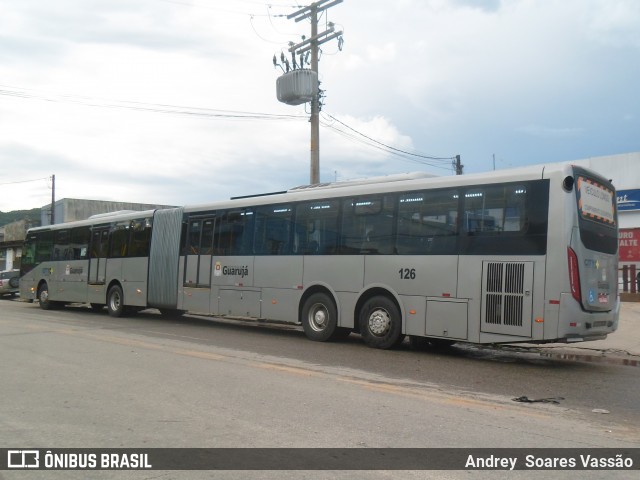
322, 123, 454, 171
322, 112, 455, 169
0, 85, 307, 122
0, 177, 50, 186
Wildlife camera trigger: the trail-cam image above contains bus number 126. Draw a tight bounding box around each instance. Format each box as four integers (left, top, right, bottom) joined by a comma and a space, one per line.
399, 268, 416, 280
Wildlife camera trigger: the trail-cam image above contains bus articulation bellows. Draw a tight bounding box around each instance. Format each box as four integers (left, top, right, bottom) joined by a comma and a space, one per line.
20, 163, 619, 349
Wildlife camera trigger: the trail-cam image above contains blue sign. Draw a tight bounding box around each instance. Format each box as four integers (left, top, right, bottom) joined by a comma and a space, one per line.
617, 189, 640, 212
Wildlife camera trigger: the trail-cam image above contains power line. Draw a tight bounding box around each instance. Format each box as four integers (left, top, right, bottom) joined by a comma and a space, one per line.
0, 85, 307, 122
0, 85, 457, 171
250, 15, 287, 44
323, 112, 454, 162
321, 112, 455, 169
322, 122, 454, 171
156, 0, 293, 16
0, 176, 49, 186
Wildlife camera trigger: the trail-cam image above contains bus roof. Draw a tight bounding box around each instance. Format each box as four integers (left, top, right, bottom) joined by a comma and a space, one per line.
183, 162, 577, 213
26, 209, 158, 233
25, 161, 605, 231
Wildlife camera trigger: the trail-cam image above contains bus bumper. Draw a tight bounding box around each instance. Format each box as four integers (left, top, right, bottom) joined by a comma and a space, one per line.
557, 293, 620, 343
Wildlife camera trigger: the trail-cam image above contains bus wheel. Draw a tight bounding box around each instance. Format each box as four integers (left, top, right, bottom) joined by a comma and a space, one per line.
38, 283, 53, 310
107, 285, 125, 317
301, 293, 339, 342
359, 296, 404, 349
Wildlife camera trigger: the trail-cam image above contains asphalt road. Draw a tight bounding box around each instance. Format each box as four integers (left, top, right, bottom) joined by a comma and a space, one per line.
1, 299, 638, 480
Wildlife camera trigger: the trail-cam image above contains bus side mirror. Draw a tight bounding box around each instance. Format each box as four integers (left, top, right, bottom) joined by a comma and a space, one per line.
562, 176, 574, 192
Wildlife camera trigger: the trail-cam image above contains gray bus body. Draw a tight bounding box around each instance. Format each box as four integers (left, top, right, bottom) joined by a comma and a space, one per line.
20, 163, 619, 348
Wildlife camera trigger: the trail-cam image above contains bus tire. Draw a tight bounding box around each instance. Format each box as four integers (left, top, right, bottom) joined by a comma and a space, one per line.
301, 292, 339, 342
359, 296, 404, 349
38, 283, 53, 310
107, 285, 125, 317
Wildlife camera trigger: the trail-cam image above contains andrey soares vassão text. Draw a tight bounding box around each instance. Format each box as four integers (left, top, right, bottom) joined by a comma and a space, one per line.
465, 453, 634, 470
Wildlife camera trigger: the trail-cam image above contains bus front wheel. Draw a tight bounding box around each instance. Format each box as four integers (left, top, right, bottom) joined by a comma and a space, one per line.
359, 296, 404, 349
38, 283, 53, 310
301, 292, 340, 342
107, 285, 125, 317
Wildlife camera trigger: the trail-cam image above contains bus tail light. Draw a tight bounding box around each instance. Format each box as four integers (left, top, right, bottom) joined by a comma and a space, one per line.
567, 247, 581, 303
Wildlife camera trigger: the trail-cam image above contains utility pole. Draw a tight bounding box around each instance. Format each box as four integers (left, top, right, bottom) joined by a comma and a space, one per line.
276, 0, 343, 185
454, 155, 463, 175
308, 5, 320, 185
50, 174, 56, 225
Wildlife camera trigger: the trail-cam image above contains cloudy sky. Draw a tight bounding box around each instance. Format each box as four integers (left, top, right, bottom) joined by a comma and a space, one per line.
1, 0, 639, 212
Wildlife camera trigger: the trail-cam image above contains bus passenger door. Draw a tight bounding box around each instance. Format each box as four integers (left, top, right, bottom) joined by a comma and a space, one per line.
88, 228, 109, 285
182, 217, 215, 313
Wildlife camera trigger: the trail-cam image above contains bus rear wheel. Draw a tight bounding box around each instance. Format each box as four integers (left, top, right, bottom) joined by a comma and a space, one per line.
107, 285, 125, 317
301, 292, 341, 342
359, 296, 404, 349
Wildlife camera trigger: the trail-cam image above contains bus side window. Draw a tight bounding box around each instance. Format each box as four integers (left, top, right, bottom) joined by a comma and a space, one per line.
215, 210, 253, 256
397, 189, 458, 255
181, 216, 214, 256
22, 234, 38, 272
53, 230, 69, 260
341, 196, 395, 255
128, 218, 152, 257
91, 228, 109, 258
294, 200, 339, 255
254, 205, 292, 255
70, 226, 90, 260
201, 219, 215, 255
109, 222, 130, 258
463, 185, 527, 234
186, 219, 202, 256
35, 231, 54, 263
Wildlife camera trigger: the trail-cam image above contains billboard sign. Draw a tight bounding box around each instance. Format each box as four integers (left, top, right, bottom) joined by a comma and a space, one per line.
619, 228, 640, 262
617, 189, 640, 212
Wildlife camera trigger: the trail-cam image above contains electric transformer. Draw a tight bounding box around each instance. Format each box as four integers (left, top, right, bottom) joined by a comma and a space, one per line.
276, 69, 318, 106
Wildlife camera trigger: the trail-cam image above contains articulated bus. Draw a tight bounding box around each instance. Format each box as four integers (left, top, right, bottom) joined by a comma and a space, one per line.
20, 163, 619, 349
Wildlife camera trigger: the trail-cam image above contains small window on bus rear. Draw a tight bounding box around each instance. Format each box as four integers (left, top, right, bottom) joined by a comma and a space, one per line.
574, 172, 617, 254
575, 176, 616, 227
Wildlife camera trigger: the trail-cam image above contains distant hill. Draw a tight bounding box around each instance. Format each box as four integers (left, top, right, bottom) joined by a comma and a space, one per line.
0, 208, 41, 228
